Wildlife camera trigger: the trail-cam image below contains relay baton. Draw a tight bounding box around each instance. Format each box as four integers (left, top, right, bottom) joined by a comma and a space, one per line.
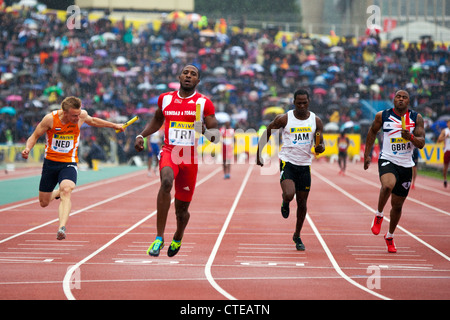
401, 115, 406, 130
196, 104, 201, 122
315, 132, 321, 155
195, 104, 201, 139
116, 116, 139, 133
315, 132, 321, 147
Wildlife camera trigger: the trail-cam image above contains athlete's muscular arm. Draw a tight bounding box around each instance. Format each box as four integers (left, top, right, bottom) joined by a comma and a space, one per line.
22, 113, 53, 159
81, 110, 123, 131
202, 114, 220, 144
364, 111, 383, 170
401, 113, 425, 149
436, 128, 447, 143
314, 116, 325, 154
135, 108, 165, 152
256, 114, 287, 166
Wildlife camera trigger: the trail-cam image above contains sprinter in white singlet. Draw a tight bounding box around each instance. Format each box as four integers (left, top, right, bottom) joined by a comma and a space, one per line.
364, 90, 425, 253
257, 89, 325, 251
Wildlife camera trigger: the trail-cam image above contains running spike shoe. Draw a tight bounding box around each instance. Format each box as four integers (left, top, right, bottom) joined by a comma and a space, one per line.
281, 201, 290, 219
384, 234, 397, 253
167, 239, 182, 257
293, 235, 305, 251
371, 215, 383, 235
56, 226, 66, 240
147, 238, 164, 257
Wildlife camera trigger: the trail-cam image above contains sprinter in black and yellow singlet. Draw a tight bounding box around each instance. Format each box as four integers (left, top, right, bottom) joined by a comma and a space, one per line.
257, 89, 325, 251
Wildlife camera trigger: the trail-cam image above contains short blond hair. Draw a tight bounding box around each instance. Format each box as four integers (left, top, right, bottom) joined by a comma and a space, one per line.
61, 96, 82, 112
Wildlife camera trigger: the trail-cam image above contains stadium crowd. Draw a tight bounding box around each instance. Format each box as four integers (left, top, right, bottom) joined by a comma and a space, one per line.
0, 5, 449, 162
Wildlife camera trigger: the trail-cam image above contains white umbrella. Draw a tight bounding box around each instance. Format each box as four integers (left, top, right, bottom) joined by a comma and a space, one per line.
251, 64, 264, 73
330, 46, 344, 53
215, 112, 231, 123
102, 32, 116, 40
230, 46, 246, 57
115, 56, 127, 65
138, 82, 153, 90
30, 100, 43, 108
186, 13, 202, 22
213, 67, 226, 76
340, 121, 355, 131
324, 122, 339, 132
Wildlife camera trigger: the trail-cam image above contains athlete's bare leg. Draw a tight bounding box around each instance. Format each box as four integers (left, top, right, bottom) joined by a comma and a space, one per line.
377, 173, 396, 213
388, 194, 406, 234
57, 179, 75, 229
294, 190, 309, 238
38, 189, 61, 208
156, 166, 174, 239
173, 199, 190, 241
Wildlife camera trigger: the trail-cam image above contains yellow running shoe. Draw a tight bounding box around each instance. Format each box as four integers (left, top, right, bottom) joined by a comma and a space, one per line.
167, 239, 181, 257
147, 238, 164, 257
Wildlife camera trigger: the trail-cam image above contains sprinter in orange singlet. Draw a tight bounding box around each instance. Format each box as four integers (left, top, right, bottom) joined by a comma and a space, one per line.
22, 96, 124, 240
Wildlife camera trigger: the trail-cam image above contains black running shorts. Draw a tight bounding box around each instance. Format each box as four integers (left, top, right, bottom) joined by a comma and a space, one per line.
39, 159, 78, 192
378, 159, 412, 197
279, 160, 311, 192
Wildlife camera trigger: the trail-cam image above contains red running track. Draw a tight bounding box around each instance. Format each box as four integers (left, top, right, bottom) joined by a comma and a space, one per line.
0, 160, 449, 301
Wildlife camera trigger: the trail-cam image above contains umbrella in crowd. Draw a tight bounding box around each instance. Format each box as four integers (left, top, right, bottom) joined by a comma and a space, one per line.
0, 106, 16, 116
215, 112, 231, 123
43, 86, 64, 96
167, 11, 186, 21
186, 13, 202, 22
262, 106, 285, 116
324, 122, 339, 132
0, 4, 448, 146
6, 95, 22, 102
135, 108, 152, 115
362, 38, 378, 46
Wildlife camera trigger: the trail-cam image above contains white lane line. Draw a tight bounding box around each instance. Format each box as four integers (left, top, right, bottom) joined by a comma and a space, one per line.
305, 212, 391, 300
312, 169, 450, 263
345, 171, 450, 216
63, 167, 221, 300
204, 165, 254, 301
345, 165, 450, 197
0, 170, 145, 213
0, 178, 159, 244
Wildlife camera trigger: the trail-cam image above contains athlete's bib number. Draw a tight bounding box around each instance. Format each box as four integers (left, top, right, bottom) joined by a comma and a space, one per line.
168, 121, 195, 146
51, 134, 75, 153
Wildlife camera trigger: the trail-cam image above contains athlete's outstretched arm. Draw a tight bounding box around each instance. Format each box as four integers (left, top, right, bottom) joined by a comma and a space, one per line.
82, 110, 123, 131
364, 111, 383, 170
22, 114, 53, 159
256, 114, 287, 166
135, 108, 165, 152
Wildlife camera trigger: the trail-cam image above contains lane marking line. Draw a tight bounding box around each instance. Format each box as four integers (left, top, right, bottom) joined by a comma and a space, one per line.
0, 178, 160, 244
312, 169, 450, 263
63, 167, 221, 300
204, 165, 254, 300
305, 212, 391, 300
345, 171, 450, 216
0, 170, 145, 213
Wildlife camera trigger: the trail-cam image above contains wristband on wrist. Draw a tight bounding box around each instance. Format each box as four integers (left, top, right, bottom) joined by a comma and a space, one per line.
136, 134, 144, 139
410, 134, 415, 141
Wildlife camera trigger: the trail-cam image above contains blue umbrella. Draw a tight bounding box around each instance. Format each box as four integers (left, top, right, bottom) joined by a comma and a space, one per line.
431, 120, 447, 136
148, 96, 159, 105
362, 38, 378, 46
422, 60, 438, 68
0, 106, 16, 116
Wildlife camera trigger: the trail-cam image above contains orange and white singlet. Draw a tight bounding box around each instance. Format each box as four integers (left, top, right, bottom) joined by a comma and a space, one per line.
45, 110, 80, 163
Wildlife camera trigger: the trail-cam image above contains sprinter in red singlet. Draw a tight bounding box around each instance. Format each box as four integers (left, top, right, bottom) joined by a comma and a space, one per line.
135, 65, 219, 257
